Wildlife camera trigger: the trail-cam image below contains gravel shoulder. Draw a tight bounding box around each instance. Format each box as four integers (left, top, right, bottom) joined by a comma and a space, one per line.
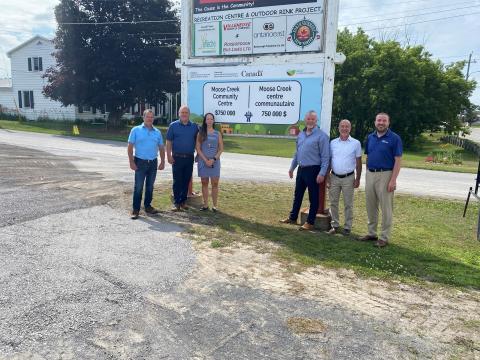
1, 142, 479, 359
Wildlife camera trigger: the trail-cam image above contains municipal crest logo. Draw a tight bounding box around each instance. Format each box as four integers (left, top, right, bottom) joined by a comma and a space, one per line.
289, 18, 318, 48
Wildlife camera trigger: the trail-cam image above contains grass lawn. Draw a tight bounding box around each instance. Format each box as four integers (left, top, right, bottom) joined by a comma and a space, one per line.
223, 133, 479, 173
1, 119, 478, 173
153, 182, 480, 289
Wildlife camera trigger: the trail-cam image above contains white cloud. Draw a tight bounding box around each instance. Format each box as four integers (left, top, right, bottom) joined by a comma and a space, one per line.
0, 0, 478, 103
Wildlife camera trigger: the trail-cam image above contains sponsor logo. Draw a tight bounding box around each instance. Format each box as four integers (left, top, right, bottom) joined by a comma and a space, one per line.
288, 18, 319, 48
263, 22, 274, 30
253, 22, 284, 39
198, 34, 217, 52
223, 22, 251, 31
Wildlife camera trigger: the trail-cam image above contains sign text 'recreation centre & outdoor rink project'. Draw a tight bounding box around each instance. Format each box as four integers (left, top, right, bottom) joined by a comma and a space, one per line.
180, 0, 341, 135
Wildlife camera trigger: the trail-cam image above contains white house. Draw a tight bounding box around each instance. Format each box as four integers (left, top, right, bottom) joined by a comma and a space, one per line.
0, 78, 14, 111
6, 35, 78, 120
1, 35, 179, 122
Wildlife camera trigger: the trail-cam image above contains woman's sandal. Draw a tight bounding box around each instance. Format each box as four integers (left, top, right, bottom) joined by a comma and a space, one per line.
200, 206, 209, 211
212, 207, 217, 212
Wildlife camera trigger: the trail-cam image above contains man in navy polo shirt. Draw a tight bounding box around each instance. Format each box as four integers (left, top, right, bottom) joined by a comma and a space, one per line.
360, 112, 402, 247
166, 105, 199, 211
127, 109, 165, 219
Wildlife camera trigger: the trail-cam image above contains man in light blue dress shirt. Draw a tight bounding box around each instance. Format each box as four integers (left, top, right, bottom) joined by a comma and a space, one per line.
127, 109, 165, 219
280, 111, 330, 230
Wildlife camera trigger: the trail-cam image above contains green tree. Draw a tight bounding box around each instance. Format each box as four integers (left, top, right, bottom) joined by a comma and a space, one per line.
333, 29, 477, 146
43, 0, 180, 126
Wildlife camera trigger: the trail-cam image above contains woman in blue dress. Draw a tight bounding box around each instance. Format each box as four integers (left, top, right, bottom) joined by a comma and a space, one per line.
196, 113, 224, 211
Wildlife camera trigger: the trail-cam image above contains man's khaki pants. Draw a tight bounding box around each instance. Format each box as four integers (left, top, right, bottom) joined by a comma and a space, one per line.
365, 170, 394, 242
329, 174, 355, 230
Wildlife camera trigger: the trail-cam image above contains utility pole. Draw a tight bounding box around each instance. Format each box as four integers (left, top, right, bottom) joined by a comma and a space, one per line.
466, 52, 473, 80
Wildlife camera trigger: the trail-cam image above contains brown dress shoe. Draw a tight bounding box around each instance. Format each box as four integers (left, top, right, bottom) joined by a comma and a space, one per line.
358, 234, 378, 241
299, 223, 315, 231
145, 206, 159, 214
131, 210, 139, 219
279, 217, 296, 224
374, 239, 388, 248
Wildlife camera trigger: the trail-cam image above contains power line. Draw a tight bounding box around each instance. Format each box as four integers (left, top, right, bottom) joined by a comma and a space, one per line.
340, 4, 480, 27
340, 0, 477, 21
341, 0, 449, 10
59, 19, 178, 25
360, 11, 480, 31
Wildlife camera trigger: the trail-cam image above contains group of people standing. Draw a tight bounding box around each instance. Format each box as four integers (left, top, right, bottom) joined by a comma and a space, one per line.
281, 111, 402, 247
128, 105, 223, 219
127, 106, 402, 247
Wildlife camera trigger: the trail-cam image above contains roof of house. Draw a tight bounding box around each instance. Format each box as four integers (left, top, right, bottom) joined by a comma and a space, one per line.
6, 35, 52, 58
0, 78, 12, 88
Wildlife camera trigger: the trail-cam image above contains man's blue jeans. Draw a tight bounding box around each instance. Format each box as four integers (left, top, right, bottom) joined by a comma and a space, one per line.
289, 165, 320, 225
132, 157, 157, 211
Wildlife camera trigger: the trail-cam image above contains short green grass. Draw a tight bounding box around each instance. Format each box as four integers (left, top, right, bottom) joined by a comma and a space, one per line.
1, 119, 478, 173
152, 182, 480, 289
223, 133, 479, 173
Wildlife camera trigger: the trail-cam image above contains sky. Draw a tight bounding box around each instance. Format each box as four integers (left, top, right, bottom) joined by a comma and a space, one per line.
0, 0, 479, 104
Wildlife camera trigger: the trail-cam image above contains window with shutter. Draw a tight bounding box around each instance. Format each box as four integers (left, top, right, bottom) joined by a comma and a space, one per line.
23, 91, 31, 108
30, 91, 34, 109
33, 57, 39, 71
28, 58, 32, 71
18, 91, 22, 108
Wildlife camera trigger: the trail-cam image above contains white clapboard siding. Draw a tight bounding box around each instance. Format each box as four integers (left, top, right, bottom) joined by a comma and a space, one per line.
0, 80, 15, 110
9, 36, 78, 121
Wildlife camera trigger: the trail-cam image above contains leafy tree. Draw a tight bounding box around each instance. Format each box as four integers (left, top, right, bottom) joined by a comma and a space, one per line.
44, 0, 180, 126
333, 29, 477, 147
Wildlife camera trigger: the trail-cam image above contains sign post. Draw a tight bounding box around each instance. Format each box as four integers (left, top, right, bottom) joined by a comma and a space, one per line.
180, 0, 344, 221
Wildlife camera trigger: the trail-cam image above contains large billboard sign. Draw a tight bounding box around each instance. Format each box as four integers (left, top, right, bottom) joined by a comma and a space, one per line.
187, 63, 324, 134
192, 0, 325, 56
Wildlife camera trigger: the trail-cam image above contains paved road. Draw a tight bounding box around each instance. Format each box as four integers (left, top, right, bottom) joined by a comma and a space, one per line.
466, 127, 480, 143
0, 129, 474, 199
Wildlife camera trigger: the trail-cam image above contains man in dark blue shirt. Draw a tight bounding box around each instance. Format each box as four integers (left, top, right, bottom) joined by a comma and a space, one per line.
360, 112, 402, 247
166, 105, 199, 211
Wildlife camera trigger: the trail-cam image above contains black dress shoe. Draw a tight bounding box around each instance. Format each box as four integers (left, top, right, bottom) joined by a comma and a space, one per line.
131, 210, 139, 219
145, 206, 159, 214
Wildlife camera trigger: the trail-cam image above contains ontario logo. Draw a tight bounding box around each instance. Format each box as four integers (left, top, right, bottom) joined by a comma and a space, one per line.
288, 18, 319, 48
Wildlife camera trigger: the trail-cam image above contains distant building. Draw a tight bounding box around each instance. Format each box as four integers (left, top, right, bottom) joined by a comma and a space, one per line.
0, 35, 179, 122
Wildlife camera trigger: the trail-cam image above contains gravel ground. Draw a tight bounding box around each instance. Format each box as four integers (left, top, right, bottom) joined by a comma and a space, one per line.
0, 143, 464, 359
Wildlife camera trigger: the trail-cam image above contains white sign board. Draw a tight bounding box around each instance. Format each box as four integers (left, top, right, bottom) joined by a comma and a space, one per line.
188, 62, 324, 127
192, 0, 324, 56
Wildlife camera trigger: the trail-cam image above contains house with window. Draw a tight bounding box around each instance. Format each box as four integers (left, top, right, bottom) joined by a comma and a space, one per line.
1, 35, 179, 122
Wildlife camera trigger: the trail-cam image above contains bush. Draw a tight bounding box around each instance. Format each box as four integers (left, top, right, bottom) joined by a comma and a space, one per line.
0, 111, 26, 122
429, 149, 462, 165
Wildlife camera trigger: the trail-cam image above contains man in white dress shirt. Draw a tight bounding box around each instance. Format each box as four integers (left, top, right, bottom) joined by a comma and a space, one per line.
327, 119, 362, 235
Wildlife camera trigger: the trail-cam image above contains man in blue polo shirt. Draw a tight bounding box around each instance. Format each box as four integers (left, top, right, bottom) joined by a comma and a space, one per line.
360, 112, 402, 247
127, 109, 165, 219
166, 105, 199, 211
